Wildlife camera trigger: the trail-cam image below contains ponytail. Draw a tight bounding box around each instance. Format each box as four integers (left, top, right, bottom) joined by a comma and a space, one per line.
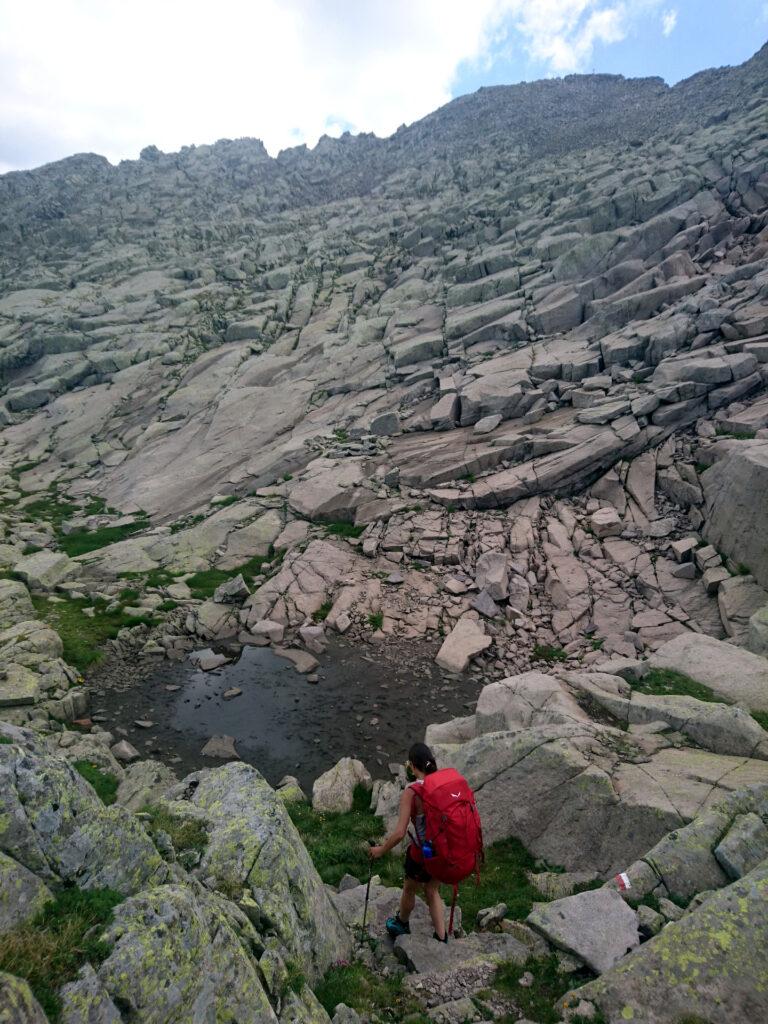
408, 742, 438, 775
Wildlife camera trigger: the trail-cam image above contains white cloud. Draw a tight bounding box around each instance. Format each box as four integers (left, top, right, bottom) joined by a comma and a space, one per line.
662, 8, 678, 35
0, 0, 664, 172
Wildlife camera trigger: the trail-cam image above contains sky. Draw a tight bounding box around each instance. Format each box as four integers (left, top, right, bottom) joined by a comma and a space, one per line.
0, 0, 766, 175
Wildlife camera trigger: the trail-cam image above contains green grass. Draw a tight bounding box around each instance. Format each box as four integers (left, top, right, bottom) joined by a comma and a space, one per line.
493, 955, 598, 1024
313, 601, 333, 623
314, 963, 427, 1023
332, 428, 349, 442
457, 837, 540, 927
141, 805, 208, 857
31, 595, 156, 672
325, 521, 365, 539
9, 460, 42, 481
284, 962, 307, 996
289, 789, 543, 932
367, 611, 384, 630
212, 495, 238, 508
73, 761, 118, 805
715, 427, 755, 440
118, 587, 140, 603
157, 599, 178, 613
58, 520, 148, 558
287, 785, 401, 888
752, 711, 768, 732
18, 492, 78, 530
533, 644, 568, 663
184, 552, 274, 600
0, 887, 122, 1022
120, 568, 175, 589
0, 735, 12, 744
633, 668, 718, 703
589, 637, 604, 651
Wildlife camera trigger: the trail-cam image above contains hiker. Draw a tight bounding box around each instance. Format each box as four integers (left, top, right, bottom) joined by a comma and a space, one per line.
369, 742, 483, 944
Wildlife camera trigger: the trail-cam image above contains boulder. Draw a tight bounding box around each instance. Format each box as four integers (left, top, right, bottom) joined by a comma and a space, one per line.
0, 972, 49, 1023
589, 507, 623, 538
703, 441, 768, 590
312, 757, 372, 813
201, 734, 240, 759
0, 741, 168, 893
527, 888, 639, 974
189, 648, 230, 671
115, 759, 178, 812
435, 615, 491, 673
0, 851, 52, 933
714, 812, 768, 880
474, 551, 509, 600
651, 632, 768, 710
13, 550, 77, 590
748, 605, 768, 656
164, 762, 351, 975
0, 580, 35, 629
474, 672, 589, 734
573, 861, 768, 1024
58, 885, 277, 1024
718, 575, 768, 641
0, 665, 40, 708
212, 573, 250, 603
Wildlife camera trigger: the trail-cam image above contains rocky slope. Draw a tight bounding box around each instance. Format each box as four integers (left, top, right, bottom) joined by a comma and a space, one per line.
0, 39, 768, 1024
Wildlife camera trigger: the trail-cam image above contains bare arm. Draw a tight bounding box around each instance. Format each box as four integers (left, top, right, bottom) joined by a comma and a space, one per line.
369, 788, 414, 859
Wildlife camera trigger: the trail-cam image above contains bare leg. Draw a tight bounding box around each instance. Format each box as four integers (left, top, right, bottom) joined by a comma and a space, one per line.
398, 878, 419, 922
425, 878, 445, 939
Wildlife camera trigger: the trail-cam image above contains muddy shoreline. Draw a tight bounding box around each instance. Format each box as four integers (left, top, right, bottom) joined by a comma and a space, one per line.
86, 637, 487, 790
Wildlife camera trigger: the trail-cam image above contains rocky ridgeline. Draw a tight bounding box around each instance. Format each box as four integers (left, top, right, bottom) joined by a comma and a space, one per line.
1, 41, 768, 1024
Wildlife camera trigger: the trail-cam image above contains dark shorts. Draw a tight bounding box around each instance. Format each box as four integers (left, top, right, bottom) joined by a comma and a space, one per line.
404, 846, 432, 884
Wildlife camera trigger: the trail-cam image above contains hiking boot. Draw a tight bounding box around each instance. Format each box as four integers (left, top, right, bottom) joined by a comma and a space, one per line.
433, 931, 448, 943
385, 914, 410, 938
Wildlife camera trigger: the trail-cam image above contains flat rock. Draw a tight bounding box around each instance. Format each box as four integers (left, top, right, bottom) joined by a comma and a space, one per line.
651, 632, 768, 710
394, 931, 528, 975
189, 648, 230, 672
435, 615, 491, 673
312, 756, 372, 813
528, 888, 639, 974
201, 734, 240, 759
0, 850, 53, 933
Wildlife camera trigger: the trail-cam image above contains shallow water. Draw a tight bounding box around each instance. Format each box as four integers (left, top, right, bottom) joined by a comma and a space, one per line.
92, 639, 483, 789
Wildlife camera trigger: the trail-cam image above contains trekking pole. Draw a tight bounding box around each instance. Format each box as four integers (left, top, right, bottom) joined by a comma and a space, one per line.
360, 840, 375, 946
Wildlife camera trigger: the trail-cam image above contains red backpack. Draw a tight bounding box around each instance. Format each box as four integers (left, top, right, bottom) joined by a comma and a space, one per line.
409, 767, 484, 933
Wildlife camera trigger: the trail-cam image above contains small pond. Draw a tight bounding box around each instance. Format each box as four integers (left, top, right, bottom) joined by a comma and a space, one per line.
91, 639, 483, 789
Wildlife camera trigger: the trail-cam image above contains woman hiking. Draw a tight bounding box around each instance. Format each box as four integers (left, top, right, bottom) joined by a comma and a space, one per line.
368, 742, 448, 943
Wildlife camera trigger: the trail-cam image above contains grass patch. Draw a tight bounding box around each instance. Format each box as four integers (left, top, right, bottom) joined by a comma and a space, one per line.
18, 492, 78, 530
212, 495, 238, 508
313, 601, 333, 623
73, 761, 118, 805
533, 644, 568, 663
9, 460, 42, 481
458, 836, 540, 928
142, 805, 208, 858
284, 962, 306, 996
715, 427, 755, 440
633, 668, 718, 703
751, 711, 768, 732
325, 521, 365, 539
58, 519, 148, 558
118, 587, 140, 603
0, 735, 13, 744
0, 886, 122, 1022
156, 599, 178, 613
314, 962, 426, 1023
493, 955, 598, 1024
287, 785, 401, 888
169, 513, 206, 534
120, 568, 175, 589
332, 428, 349, 442
184, 552, 275, 600
31, 595, 156, 672
589, 637, 604, 651
367, 611, 384, 630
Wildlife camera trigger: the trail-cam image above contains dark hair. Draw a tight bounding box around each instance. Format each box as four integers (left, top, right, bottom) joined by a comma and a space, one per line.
408, 742, 437, 775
